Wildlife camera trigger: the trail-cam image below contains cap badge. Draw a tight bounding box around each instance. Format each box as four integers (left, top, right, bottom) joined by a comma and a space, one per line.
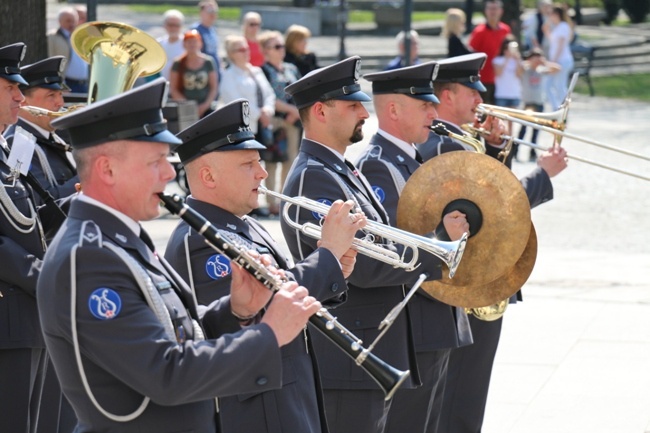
19, 45, 26, 62
59, 58, 67, 73
242, 101, 251, 126
432, 63, 440, 81
354, 59, 362, 80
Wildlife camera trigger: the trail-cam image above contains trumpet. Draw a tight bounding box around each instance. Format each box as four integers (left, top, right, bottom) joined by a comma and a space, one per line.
158, 192, 410, 400
257, 186, 468, 278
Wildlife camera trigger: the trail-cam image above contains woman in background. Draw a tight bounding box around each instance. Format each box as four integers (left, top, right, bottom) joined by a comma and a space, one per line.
284, 24, 320, 77
443, 8, 472, 58
259, 30, 301, 216
169, 29, 218, 118
544, 4, 574, 110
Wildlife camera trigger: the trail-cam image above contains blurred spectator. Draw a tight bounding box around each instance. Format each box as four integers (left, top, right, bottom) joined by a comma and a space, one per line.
220, 35, 275, 217
385, 30, 420, 70
543, 4, 574, 110
468, 0, 511, 104
169, 30, 218, 118
522, 0, 552, 51
259, 30, 301, 215
47, 7, 89, 93
284, 24, 320, 77
493, 35, 524, 165
517, 48, 560, 161
157, 9, 185, 81
193, 0, 221, 82
443, 8, 472, 57
242, 12, 264, 67
74, 5, 87, 25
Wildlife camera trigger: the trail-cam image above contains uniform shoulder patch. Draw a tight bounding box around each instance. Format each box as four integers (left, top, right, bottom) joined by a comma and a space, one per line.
88, 288, 122, 320
371, 186, 385, 203
312, 198, 332, 220
206, 254, 232, 280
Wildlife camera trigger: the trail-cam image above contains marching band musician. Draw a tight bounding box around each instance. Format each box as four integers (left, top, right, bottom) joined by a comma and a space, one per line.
163, 98, 365, 433
356, 62, 472, 433
280, 56, 449, 433
0, 42, 53, 433
417, 53, 567, 433
4, 56, 79, 206
37, 78, 321, 433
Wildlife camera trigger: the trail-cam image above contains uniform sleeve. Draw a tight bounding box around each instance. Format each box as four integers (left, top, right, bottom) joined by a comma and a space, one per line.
282, 166, 442, 289
287, 247, 347, 305
0, 235, 42, 296
418, 132, 466, 162
519, 166, 553, 209
60, 245, 282, 403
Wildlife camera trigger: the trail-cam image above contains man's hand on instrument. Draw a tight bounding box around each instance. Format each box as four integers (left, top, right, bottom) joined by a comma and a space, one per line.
339, 248, 358, 279
319, 200, 367, 260
442, 210, 470, 241
537, 145, 568, 178
262, 282, 321, 347
477, 115, 507, 146
229, 252, 283, 320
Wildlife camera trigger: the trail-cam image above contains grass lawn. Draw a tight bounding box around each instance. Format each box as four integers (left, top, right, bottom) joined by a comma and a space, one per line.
574, 73, 650, 101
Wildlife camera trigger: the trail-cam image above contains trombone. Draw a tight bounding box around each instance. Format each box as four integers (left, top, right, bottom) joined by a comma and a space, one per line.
474, 104, 650, 182
257, 186, 468, 278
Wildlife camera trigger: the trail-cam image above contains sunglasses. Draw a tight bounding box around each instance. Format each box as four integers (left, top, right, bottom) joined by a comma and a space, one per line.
247, 22, 261, 27
267, 44, 285, 50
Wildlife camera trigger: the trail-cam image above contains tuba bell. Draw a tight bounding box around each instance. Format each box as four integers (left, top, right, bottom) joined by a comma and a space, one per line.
71, 21, 167, 104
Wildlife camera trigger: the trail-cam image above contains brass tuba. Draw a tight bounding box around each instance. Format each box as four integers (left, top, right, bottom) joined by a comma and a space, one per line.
71, 21, 167, 104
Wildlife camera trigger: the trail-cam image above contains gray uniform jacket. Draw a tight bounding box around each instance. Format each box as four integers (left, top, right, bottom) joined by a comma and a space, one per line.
164, 197, 349, 433
5, 120, 79, 205
37, 199, 283, 433
418, 120, 554, 209
0, 142, 47, 350
281, 139, 444, 391
356, 133, 473, 352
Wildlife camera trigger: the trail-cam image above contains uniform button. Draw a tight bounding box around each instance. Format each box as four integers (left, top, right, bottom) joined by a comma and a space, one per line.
355, 320, 361, 327
330, 283, 339, 292
256, 377, 268, 386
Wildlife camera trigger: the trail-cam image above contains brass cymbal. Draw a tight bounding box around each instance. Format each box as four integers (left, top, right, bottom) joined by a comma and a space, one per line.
422, 223, 538, 308
397, 151, 531, 287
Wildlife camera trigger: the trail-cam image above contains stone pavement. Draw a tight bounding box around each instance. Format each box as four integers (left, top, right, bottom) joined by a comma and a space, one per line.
47, 2, 650, 432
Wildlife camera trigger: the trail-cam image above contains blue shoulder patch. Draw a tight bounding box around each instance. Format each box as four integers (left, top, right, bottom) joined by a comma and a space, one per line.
372, 186, 385, 203
206, 254, 232, 280
88, 288, 122, 320
312, 199, 332, 220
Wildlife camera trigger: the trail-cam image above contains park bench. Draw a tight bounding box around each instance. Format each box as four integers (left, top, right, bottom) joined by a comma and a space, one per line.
571, 42, 596, 96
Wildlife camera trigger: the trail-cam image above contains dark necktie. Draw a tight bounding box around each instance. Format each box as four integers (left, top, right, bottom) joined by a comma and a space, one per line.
414, 149, 424, 164
139, 227, 156, 252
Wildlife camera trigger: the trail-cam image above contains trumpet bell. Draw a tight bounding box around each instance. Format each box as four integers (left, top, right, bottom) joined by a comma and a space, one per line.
71, 21, 167, 103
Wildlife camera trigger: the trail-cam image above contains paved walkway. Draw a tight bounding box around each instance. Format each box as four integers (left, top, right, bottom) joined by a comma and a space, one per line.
48, 2, 650, 432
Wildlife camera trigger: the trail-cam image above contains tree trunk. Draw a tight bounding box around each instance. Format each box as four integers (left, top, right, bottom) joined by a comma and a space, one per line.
0, 0, 47, 64
502, 0, 522, 44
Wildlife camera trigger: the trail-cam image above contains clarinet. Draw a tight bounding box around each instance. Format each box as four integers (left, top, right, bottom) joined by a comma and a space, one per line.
158, 192, 410, 400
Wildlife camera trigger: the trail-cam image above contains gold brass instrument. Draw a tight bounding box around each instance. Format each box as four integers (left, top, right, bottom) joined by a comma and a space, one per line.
72, 21, 167, 104
19, 22, 166, 118
431, 123, 486, 153
396, 151, 536, 312
466, 111, 650, 182
19, 105, 85, 118
158, 192, 410, 400
257, 186, 468, 278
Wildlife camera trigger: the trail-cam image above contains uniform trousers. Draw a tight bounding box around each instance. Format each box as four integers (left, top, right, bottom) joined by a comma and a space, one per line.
384, 349, 451, 433
438, 315, 504, 433
0, 348, 46, 433
35, 360, 76, 433
323, 388, 390, 433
